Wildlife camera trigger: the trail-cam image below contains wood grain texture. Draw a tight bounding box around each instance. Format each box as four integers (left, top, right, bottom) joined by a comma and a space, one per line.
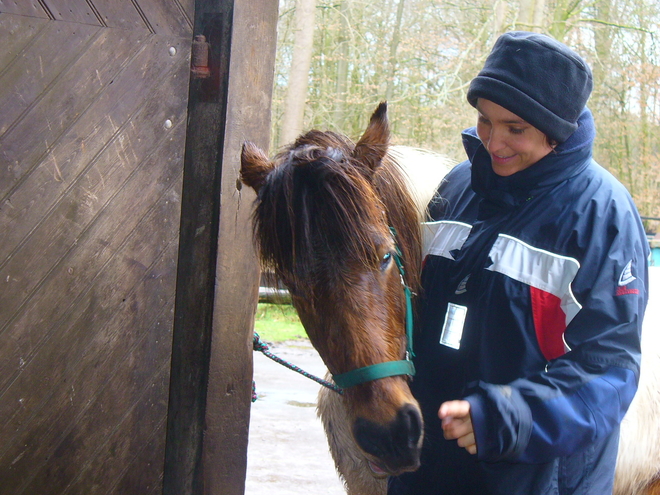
162, 1, 278, 494
0, 3, 192, 493
0, 0, 276, 492
202, 0, 280, 493
0, 0, 51, 18
0, 15, 50, 76
162, 2, 237, 493
41, 0, 103, 25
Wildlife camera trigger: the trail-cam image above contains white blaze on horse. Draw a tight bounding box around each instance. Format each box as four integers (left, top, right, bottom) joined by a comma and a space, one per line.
240, 103, 660, 495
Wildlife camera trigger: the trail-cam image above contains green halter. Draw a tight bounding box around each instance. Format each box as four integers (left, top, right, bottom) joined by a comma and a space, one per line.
332, 228, 415, 390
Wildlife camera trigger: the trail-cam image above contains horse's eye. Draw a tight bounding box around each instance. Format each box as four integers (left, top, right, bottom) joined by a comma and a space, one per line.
380, 252, 393, 270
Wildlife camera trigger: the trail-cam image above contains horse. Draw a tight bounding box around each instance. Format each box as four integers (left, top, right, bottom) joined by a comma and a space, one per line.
241, 103, 660, 495
241, 102, 449, 492
614, 280, 660, 495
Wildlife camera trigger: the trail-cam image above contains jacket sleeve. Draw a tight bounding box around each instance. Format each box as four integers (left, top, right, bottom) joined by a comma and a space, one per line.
466, 201, 649, 463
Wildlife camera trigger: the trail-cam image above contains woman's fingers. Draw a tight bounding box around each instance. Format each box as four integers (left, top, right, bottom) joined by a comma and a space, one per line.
438, 400, 477, 455
456, 431, 476, 449
438, 400, 471, 420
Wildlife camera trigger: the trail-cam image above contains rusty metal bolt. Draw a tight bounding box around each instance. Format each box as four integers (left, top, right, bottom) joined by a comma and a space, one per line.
191, 34, 211, 79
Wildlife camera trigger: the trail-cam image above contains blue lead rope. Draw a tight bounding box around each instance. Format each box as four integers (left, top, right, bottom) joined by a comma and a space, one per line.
252, 333, 344, 398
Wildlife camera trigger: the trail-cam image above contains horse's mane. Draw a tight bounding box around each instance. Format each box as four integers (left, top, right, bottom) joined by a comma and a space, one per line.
252, 129, 422, 297
372, 155, 423, 294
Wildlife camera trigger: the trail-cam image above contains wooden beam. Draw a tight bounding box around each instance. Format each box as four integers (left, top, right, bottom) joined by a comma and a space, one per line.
162, 1, 278, 494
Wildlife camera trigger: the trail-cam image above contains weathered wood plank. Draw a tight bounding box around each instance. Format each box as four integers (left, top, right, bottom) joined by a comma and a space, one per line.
162, 2, 237, 492
0, 165, 183, 494
1, 283, 176, 494
0, 31, 188, 327
0, 24, 142, 199
179, 0, 195, 21
0, 1, 50, 18
0, 167, 181, 449
0, 4, 193, 494
162, 0, 278, 494
0, 118, 185, 438
0, 29, 187, 260
88, 0, 152, 33
40, 0, 102, 25
22, 340, 173, 495
0, 20, 100, 138
64, 414, 169, 495
0, 14, 49, 74
111, 419, 168, 495
202, 0, 279, 493
135, 0, 193, 37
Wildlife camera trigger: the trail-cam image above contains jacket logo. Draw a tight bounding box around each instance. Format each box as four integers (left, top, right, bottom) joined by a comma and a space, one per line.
616, 260, 639, 296
455, 275, 470, 295
618, 260, 636, 286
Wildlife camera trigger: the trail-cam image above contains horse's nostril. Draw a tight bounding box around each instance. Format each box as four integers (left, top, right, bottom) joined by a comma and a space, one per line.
399, 403, 423, 448
353, 403, 423, 472
353, 417, 388, 459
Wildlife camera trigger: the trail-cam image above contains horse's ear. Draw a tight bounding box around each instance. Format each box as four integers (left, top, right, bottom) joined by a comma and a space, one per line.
240, 141, 275, 193
353, 101, 390, 172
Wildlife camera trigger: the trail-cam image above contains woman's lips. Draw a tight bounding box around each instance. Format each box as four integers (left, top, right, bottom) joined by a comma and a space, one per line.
491, 153, 516, 165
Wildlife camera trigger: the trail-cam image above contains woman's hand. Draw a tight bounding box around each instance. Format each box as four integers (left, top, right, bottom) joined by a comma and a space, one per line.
438, 400, 477, 455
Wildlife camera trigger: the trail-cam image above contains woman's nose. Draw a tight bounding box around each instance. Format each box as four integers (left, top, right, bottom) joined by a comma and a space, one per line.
486, 129, 505, 153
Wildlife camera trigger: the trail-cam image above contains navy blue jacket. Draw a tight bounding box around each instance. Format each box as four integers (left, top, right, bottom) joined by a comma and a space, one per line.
389, 109, 649, 494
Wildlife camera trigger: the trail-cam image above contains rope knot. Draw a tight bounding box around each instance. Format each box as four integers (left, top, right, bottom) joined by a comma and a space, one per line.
253, 332, 270, 352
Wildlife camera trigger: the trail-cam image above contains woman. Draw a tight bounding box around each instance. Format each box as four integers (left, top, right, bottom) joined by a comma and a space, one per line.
389, 32, 649, 494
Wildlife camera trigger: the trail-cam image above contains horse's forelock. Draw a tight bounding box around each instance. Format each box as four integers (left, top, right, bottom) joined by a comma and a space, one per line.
253, 132, 421, 301
254, 145, 386, 291
291, 129, 355, 153
287, 144, 347, 168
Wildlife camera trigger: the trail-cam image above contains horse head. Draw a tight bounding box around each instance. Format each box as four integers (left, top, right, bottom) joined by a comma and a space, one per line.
241, 103, 423, 477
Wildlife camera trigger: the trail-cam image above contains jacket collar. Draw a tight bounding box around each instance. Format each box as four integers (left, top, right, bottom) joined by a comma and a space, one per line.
462, 108, 595, 215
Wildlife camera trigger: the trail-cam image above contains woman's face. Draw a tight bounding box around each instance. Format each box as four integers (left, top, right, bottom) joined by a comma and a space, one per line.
476, 98, 555, 177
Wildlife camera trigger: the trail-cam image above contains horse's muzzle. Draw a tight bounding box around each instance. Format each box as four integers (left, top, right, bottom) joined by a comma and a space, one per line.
353, 403, 423, 476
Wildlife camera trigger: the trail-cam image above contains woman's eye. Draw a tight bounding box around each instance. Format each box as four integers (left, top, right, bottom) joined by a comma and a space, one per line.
380, 252, 393, 270
509, 127, 525, 135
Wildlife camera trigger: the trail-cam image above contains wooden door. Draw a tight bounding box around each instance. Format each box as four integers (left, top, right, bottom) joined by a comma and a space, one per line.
0, 2, 193, 493
0, 1, 277, 493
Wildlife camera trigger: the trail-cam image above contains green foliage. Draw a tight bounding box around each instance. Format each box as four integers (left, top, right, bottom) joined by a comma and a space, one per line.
254, 303, 308, 342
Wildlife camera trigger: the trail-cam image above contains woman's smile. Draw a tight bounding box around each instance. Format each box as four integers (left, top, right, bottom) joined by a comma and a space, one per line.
476, 99, 555, 176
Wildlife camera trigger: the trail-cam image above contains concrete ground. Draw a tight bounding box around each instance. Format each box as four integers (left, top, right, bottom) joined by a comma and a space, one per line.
245, 340, 345, 495
245, 267, 659, 494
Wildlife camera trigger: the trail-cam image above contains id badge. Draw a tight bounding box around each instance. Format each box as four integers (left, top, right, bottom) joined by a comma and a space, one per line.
440, 303, 467, 350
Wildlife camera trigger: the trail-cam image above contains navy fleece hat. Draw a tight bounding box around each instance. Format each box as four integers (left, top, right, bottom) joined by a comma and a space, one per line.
467, 31, 593, 143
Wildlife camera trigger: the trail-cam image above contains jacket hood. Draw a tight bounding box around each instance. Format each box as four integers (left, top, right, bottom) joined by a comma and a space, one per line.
462, 108, 595, 214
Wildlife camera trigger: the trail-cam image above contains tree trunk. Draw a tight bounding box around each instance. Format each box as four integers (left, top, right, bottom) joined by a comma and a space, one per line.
549, 0, 581, 41
517, 0, 546, 31
385, 0, 406, 102
279, 0, 317, 146
333, 0, 350, 127
493, 0, 508, 37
